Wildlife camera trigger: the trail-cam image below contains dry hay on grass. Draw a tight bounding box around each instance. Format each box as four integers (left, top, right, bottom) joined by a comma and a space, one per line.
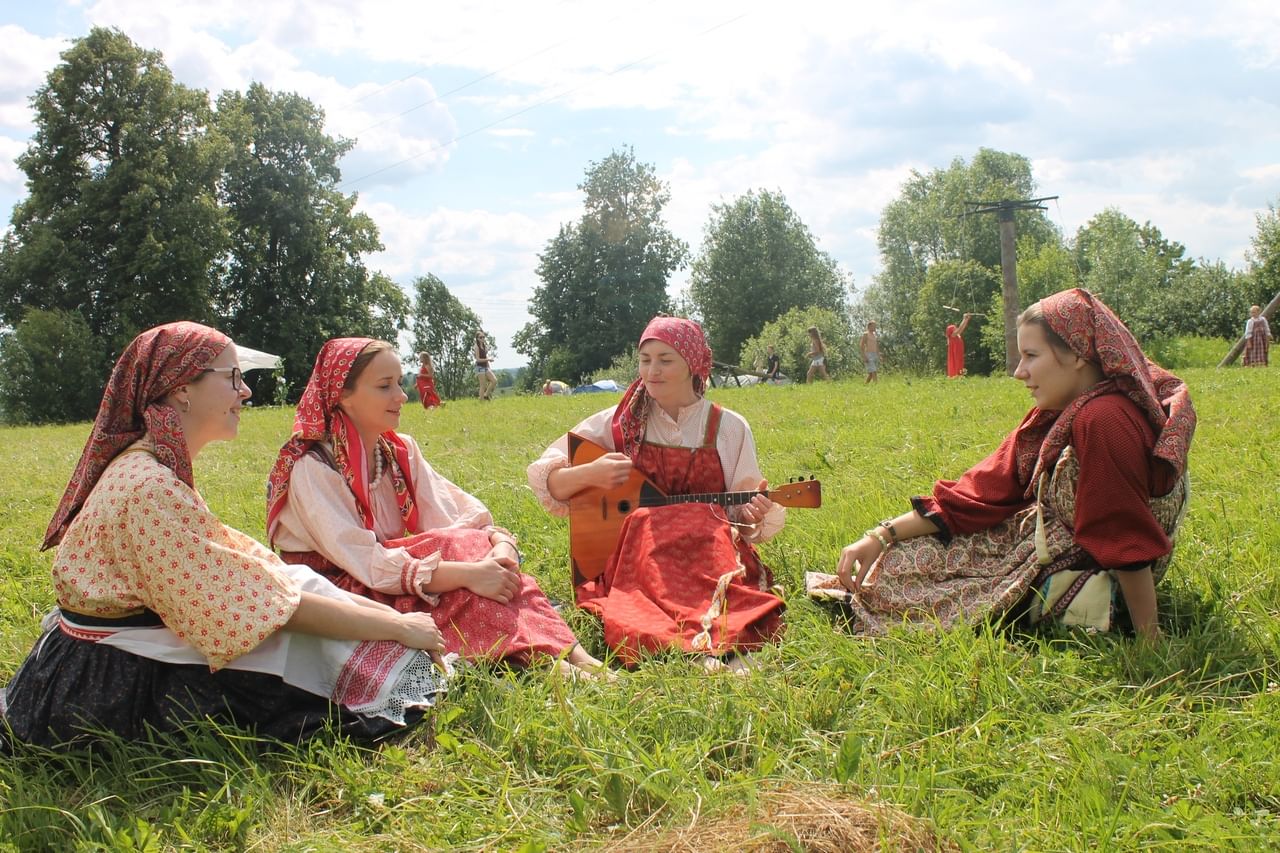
608, 783, 956, 852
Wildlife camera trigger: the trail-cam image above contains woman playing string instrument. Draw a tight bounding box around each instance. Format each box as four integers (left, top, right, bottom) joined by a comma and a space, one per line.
527, 317, 786, 671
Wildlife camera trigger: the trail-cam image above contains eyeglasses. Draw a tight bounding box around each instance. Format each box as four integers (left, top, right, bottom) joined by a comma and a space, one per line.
202, 366, 243, 391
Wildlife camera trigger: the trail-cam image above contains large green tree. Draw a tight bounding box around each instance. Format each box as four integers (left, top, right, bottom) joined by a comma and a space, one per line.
515, 147, 688, 383
0, 27, 226, 357
688, 189, 849, 364
408, 273, 485, 401
213, 83, 407, 399
862, 148, 1059, 371
0, 308, 105, 424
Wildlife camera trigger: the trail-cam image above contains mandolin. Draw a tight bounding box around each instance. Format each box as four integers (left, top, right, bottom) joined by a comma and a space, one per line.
566, 432, 822, 585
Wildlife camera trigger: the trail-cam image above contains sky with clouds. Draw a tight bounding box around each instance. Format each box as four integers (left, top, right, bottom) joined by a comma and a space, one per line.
1, 1, 1278, 366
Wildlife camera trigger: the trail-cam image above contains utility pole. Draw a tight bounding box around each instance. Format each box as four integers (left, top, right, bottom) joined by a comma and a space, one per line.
962, 196, 1057, 375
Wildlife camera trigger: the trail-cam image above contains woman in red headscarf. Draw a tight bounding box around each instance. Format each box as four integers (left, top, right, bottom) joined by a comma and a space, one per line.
266, 339, 608, 679
946, 313, 972, 378
527, 317, 786, 670
2, 323, 447, 749
830, 289, 1195, 639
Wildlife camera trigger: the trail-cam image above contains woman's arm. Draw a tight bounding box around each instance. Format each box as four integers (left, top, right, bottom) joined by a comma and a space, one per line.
286, 590, 443, 650
836, 511, 940, 592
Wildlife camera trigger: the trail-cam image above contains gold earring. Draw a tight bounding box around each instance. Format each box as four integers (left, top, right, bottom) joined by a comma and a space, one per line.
182, 399, 191, 413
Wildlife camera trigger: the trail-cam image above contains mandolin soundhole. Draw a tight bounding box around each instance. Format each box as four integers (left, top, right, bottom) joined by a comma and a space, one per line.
617, 500, 632, 514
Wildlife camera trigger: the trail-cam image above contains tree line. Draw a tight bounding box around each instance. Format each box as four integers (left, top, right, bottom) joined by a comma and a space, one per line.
3, 30, 1277, 423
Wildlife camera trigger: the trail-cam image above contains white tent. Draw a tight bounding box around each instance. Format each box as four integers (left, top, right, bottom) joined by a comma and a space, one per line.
235, 344, 283, 372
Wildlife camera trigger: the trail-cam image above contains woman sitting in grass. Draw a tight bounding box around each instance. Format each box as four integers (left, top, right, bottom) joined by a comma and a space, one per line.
834, 289, 1195, 639
266, 338, 608, 680
527, 317, 786, 672
2, 323, 447, 748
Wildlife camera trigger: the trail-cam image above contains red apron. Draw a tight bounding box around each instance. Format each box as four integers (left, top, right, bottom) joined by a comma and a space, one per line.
577, 404, 785, 664
282, 527, 576, 666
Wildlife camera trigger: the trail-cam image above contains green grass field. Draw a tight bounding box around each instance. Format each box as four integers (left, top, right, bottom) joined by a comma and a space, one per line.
2, 368, 1279, 850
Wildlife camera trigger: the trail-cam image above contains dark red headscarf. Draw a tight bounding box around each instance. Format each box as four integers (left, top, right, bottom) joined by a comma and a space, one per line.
43, 322, 230, 550
1016, 288, 1196, 496
611, 316, 713, 459
266, 338, 420, 543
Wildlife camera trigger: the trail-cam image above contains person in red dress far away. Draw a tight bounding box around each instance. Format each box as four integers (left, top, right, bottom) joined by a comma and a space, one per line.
946, 313, 972, 378
415, 351, 442, 409
266, 338, 611, 680
2, 323, 447, 748
527, 316, 787, 674
834, 289, 1195, 641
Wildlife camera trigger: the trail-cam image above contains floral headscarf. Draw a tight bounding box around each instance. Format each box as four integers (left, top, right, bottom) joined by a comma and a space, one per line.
611, 316, 713, 458
43, 322, 230, 549
266, 338, 420, 542
1016, 288, 1196, 496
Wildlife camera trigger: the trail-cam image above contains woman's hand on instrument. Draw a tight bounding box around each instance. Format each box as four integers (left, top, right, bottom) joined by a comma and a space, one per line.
393, 611, 445, 652
588, 453, 634, 489
465, 557, 522, 603
836, 536, 884, 593
738, 479, 774, 526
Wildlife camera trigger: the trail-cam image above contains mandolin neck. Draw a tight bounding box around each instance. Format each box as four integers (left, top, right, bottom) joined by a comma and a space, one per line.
640, 490, 764, 508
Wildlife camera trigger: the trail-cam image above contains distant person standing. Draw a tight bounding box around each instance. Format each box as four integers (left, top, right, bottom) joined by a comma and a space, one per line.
806, 326, 830, 383
1243, 305, 1271, 367
946, 313, 972, 378
474, 331, 497, 400
765, 345, 783, 383
415, 352, 442, 409
860, 321, 880, 383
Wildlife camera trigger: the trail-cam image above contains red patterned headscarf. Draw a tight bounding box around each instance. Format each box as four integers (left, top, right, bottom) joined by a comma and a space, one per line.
611, 316, 713, 458
1016, 288, 1196, 496
43, 322, 230, 550
266, 338, 420, 543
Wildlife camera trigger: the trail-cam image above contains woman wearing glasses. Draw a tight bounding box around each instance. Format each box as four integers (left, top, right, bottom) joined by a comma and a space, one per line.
1, 322, 448, 748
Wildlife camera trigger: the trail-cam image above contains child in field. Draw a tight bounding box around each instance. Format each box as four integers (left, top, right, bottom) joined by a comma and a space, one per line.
806, 326, 830, 383
946, 313, 972, 377
527, 317, 786, 672
415, 351, 442, 409
266, 338, 608, 679
860, 322, 879, 383
1243, 305, 1271, 367
832, 289, 1194, 640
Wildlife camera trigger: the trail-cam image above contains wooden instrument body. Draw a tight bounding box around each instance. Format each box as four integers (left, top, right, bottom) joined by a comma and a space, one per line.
564, 432, 821, 587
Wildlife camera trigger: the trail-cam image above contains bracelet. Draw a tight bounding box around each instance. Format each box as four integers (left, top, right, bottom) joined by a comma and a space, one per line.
864, 528, 891, 553
877, 519, 899, 544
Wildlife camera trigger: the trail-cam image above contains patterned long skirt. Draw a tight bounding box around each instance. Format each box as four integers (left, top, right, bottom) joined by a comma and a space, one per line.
284, 528, 578, 666
844, 447, 1188, 635
1243, 326, 1270, 366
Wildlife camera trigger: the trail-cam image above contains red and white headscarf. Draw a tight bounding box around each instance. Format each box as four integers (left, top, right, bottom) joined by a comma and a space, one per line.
43, 322, 230, 550
1015, 288, 1196, 496
611, 316, 713, 459
266, 338, 420, 543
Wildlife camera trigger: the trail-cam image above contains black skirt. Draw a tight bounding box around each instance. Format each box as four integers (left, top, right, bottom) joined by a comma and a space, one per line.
1, 611, 424, 749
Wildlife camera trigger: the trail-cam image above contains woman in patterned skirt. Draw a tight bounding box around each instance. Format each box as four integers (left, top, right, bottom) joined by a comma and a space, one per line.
266, 338, 608, 679
834, 289, 1195, 640
2, 323, 447, 748
528, 317, 786, 671
1242, 305, 1271, 367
